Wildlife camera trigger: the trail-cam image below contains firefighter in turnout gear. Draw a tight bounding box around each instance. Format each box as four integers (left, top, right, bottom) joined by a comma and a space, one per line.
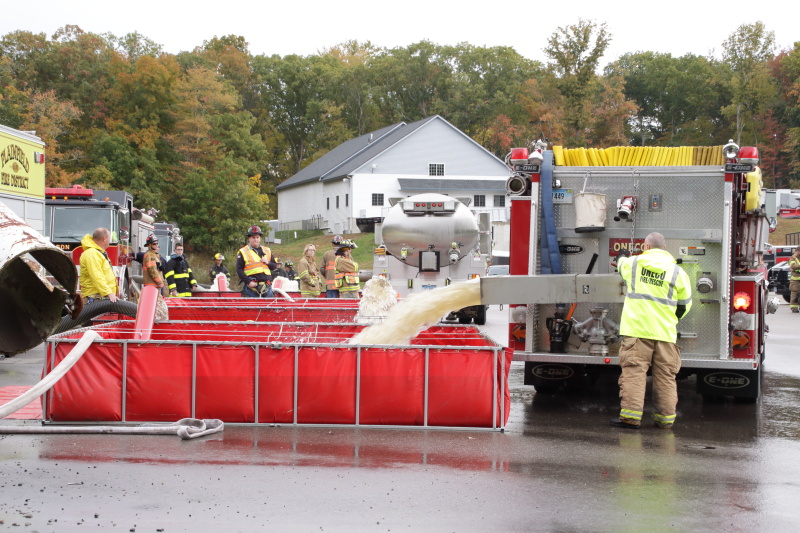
789, 249, 800, 313
165, 243, 197, 297
322, 235, 343, 298
236, 225, 278, 297
611, 232, 692, 430
297, 244, 322, 297
142, 234, 166, 296
209, 253, 230, 284
334, 240, 360, 299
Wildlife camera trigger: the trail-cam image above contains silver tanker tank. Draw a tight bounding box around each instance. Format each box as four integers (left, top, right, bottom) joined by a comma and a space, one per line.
380, 193, 480, 267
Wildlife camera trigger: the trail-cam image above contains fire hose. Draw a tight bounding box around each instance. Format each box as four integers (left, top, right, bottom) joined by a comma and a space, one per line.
0, 311, 223, 440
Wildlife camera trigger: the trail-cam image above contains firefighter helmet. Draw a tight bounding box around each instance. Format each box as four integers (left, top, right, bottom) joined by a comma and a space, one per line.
285, 260, 294, 267
332, 235, 343, 245
145, 234, 158, 246
246, 225, 263, 237
214, 253, 225, 261
340, 239, 357, 249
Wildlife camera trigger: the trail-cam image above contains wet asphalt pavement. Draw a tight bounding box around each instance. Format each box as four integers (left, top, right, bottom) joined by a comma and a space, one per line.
1, 305, 799, 532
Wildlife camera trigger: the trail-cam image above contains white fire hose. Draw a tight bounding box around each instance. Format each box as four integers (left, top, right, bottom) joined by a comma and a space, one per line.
0, 330, 223, 440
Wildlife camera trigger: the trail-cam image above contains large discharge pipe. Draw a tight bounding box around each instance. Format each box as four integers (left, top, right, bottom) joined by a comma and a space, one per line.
0, 201, 79, 355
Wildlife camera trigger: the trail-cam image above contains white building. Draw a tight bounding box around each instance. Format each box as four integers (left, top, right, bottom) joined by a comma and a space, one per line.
276, 115, 513, 240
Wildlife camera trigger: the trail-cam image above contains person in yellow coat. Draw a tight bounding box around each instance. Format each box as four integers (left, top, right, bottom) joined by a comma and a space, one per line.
611, 232, 692, 430
79, 227, 118, 304
297, 244, 322, 297
334, 240, 360, 299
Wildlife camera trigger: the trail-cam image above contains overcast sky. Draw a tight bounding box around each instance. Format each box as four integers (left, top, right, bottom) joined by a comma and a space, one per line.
3, 1, 797, 68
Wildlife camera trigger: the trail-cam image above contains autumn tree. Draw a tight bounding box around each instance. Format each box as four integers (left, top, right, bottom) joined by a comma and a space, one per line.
722, 21, 778, 145
544, 19, 611, 144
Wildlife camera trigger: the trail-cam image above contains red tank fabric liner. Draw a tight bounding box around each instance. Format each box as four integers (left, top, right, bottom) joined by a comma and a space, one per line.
44, 340, 511, 428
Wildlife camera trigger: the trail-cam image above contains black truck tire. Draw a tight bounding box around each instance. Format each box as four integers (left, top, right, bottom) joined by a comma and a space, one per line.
53, 299, 138, 334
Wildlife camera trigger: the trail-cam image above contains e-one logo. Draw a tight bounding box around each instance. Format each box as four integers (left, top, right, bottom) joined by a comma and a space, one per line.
704, 372, 750, 389
532, 365, 574, 380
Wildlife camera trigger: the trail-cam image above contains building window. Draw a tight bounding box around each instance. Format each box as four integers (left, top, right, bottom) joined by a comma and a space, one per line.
327, 198, 330, 210
429, 163, 445, 176
474, 195, 486, 207
346, 194, 349, 207
336, 196, 340, 208
494, 195, 505, 208
372, 193, 384, 206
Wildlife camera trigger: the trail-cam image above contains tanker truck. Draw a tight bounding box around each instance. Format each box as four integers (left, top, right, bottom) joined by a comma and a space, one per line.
373, 192, 492, 324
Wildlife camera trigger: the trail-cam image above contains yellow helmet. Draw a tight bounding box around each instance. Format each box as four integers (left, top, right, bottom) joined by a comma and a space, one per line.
214, 253, 225, 261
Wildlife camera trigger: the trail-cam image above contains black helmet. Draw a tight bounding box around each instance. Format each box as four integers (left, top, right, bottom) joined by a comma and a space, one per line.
246, 225, 263, 237
285, 260, 294, 267
332, 235, 343, 245
145, 234, 158, 246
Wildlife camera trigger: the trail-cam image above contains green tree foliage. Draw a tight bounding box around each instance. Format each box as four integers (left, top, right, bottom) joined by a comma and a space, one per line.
544, 19, 611, 144
722, 22, 777, 145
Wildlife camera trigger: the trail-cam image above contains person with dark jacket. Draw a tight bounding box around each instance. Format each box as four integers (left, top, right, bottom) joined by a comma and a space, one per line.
209, 253, 230, 283
236, 225, 278, 297
284, 260, 297, 281
165, 243, 197, 297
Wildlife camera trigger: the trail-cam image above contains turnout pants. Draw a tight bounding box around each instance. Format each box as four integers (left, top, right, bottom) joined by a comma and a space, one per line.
790, 280, 800, 311
618, 337, 681, 427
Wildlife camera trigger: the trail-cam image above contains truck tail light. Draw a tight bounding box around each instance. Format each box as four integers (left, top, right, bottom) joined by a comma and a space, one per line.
732, 292, 751, 311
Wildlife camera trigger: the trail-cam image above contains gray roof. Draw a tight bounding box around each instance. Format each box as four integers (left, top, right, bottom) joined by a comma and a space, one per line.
398, 178, 506, 191
275, 116, 440, 191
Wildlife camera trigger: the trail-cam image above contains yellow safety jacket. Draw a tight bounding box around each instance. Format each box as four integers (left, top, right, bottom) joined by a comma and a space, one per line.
618, 249, 692, 343
239, 245, 272, 277
789, 257, 800, 281
78, 234, 117, 298
334, 256, 360, 292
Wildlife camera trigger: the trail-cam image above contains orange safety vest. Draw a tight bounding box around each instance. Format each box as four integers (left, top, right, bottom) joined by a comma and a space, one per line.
239, 245, 272, 277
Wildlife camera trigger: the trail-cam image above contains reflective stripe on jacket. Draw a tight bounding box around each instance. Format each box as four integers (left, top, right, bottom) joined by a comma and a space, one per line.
618, 249, 692, 343
322, 249, 338, 288
78, 234, 117, 298
143, 250, 164, 287
239, 246, 272, 277
297, 256, 321, 296
334, 256, 359, 292
165, 255, 196, 297
789, 257, 800, 281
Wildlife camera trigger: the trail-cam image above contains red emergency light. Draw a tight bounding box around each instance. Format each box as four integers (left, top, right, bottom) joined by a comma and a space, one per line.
737, 146, 759, 165
732, 292, 751, 311
45, 185, 94, 199
510, 148, 529, 165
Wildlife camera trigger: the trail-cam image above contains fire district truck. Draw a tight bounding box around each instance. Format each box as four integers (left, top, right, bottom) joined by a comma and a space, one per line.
44, 185, 163, 300
481, 140, 778, 400
0, 124, 46, 231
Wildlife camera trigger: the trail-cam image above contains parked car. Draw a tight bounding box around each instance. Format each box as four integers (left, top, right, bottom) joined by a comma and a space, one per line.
768, 261, 791, 302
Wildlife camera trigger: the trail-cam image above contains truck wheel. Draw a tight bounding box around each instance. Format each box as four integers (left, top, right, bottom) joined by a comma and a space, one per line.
458, 316, 472, 324
474, 306, 487, 326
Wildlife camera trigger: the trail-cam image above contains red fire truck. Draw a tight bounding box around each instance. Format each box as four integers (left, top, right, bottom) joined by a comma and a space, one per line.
481, 140, 779, 400
44, 185, 157, 300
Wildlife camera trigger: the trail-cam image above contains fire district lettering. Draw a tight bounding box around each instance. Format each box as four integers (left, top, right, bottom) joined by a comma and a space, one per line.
1, 144, 30, 173
1, 172, 29, 190
639, 267, 666, 286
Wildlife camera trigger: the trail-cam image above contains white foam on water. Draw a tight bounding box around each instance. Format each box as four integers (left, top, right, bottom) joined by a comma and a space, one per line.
349, 279, 481, 345
355, 277, 398, 324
